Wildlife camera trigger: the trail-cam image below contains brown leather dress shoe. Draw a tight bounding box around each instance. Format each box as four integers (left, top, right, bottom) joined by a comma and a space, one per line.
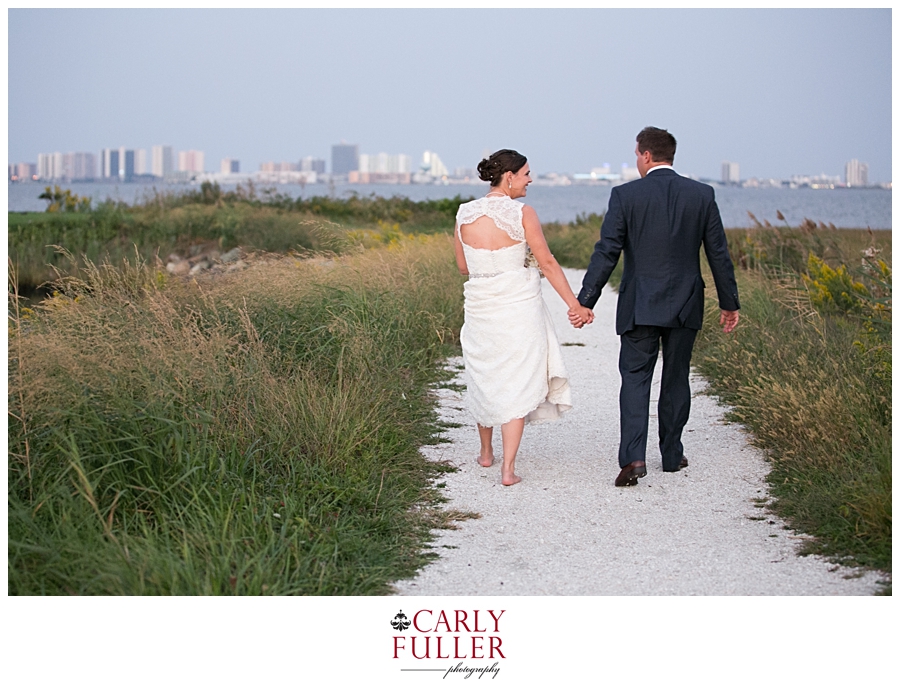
615, 460, 647, 487
664, 457, 689, 473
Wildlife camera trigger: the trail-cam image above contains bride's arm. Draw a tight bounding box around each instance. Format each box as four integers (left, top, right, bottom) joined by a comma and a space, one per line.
454, 224, 469, 275
522, 206, 594, 324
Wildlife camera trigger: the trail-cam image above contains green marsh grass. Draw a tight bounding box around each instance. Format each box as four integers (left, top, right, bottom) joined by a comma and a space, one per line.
8, 234, 468, 595
693, 225, 891, 580
8, 183, 471, 295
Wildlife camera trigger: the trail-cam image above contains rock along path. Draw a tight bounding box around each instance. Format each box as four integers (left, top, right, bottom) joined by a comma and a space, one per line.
394, 268, 886, 596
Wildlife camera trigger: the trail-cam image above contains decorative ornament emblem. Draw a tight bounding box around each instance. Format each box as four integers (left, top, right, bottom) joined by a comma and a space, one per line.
391, 610, 412, 631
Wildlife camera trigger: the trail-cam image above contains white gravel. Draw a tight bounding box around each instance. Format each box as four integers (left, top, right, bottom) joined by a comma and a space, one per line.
394, 268, 887, 596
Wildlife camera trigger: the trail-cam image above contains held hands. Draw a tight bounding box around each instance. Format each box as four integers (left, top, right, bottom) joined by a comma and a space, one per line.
720, 309, 739, 334
568, 304, 594, 329
568, 305, 736, 331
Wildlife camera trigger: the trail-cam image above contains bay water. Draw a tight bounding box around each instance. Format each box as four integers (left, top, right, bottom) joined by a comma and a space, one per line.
7, 180, 891, 229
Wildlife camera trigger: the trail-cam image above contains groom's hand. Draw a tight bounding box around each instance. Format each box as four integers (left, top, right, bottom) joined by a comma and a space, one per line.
568, 305, 594, 328
720, 309, 739, 333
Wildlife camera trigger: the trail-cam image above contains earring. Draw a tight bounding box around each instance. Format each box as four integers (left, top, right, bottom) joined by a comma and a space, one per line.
508, 180, 512, 189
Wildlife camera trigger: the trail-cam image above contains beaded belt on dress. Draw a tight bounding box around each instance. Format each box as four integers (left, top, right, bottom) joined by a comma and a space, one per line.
468, 272, 502, 279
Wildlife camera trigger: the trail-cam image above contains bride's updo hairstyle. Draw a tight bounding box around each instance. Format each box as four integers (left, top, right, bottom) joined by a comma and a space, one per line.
477, 149, 527, 187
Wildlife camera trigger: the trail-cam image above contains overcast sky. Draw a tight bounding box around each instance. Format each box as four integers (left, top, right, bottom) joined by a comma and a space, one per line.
7, 9, 892, 182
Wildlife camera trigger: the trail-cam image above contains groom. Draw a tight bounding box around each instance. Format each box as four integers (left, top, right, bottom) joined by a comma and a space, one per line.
572, 126, 740, 487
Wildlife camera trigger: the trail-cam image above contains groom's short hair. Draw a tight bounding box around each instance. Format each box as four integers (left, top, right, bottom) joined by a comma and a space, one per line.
636, 127, 676, 164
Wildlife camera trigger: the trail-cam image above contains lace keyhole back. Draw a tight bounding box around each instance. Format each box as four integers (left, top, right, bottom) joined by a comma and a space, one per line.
458, 215, 520, 251
456, 196, 528, 278
456, 196, 526, 246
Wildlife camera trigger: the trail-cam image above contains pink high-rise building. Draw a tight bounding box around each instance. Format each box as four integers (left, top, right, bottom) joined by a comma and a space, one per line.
178, 150, 205, 173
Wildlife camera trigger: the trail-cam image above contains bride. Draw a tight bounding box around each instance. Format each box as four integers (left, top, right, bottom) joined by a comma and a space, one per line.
454, 149, 594, 485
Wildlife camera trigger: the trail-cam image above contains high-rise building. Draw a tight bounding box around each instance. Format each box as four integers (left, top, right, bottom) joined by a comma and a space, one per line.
38, 154, 60, 179
61, 153, 73, 180
259, 161, 298, 173
37, 153, 54, 180
331, 143, 359, 175
388, 154, 411, 173
152, 145, 174, 177
395, 154, 412, 174
134, 149, 147, 176
421, 151, 448, 178
36, 152, 94, 180
42, 153, 57, 179
120, 148, 135, 181
85, 152, 97, 179
101, 148, 120, 179
178, 150, 205, 173
359, 153, 412, 174
68, 152, 95, 180
352, 152, 412, 183
721, 161, 740, 184
221, 158, 240, 174
11, 162, 37, 181
845, 159, 868, 187
53, 152, 65, 179
300, 156, 326, 174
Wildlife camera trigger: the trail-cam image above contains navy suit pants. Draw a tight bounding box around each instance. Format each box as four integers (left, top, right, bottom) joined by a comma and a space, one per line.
617, 325, 698, 470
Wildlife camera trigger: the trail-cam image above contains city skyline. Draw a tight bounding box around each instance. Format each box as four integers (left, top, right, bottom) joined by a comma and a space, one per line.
16, 139, 880, 188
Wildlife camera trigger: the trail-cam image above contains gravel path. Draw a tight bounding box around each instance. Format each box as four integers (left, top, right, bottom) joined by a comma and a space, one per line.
394, 268, 886, 596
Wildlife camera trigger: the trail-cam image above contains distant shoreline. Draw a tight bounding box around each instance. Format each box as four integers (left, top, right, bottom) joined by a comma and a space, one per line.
7, 181, 892, 229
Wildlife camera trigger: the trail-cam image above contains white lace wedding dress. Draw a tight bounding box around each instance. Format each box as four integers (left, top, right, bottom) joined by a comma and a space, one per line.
456, 196, 572, 427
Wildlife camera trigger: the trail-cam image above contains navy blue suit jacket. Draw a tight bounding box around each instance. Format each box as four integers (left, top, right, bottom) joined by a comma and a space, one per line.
577, 168, 739, 335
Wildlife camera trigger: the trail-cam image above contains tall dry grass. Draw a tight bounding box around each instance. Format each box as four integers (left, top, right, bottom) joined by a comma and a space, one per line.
693, 226, 891, 578
8, 186, 469, 294
8, 234, 467, 594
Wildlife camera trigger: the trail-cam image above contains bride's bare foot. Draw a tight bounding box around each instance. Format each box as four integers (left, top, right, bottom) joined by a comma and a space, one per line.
477, 450, 494, 467
501, 468, 521, 486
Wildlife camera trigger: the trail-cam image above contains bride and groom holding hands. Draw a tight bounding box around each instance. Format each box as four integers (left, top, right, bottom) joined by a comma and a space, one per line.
453, 126, 740, 487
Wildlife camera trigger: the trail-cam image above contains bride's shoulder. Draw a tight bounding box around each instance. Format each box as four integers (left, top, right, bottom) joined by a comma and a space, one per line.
456, 197, 486, 221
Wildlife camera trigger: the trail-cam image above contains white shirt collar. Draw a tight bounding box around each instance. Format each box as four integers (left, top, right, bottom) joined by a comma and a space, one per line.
647, 164, 674, 174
